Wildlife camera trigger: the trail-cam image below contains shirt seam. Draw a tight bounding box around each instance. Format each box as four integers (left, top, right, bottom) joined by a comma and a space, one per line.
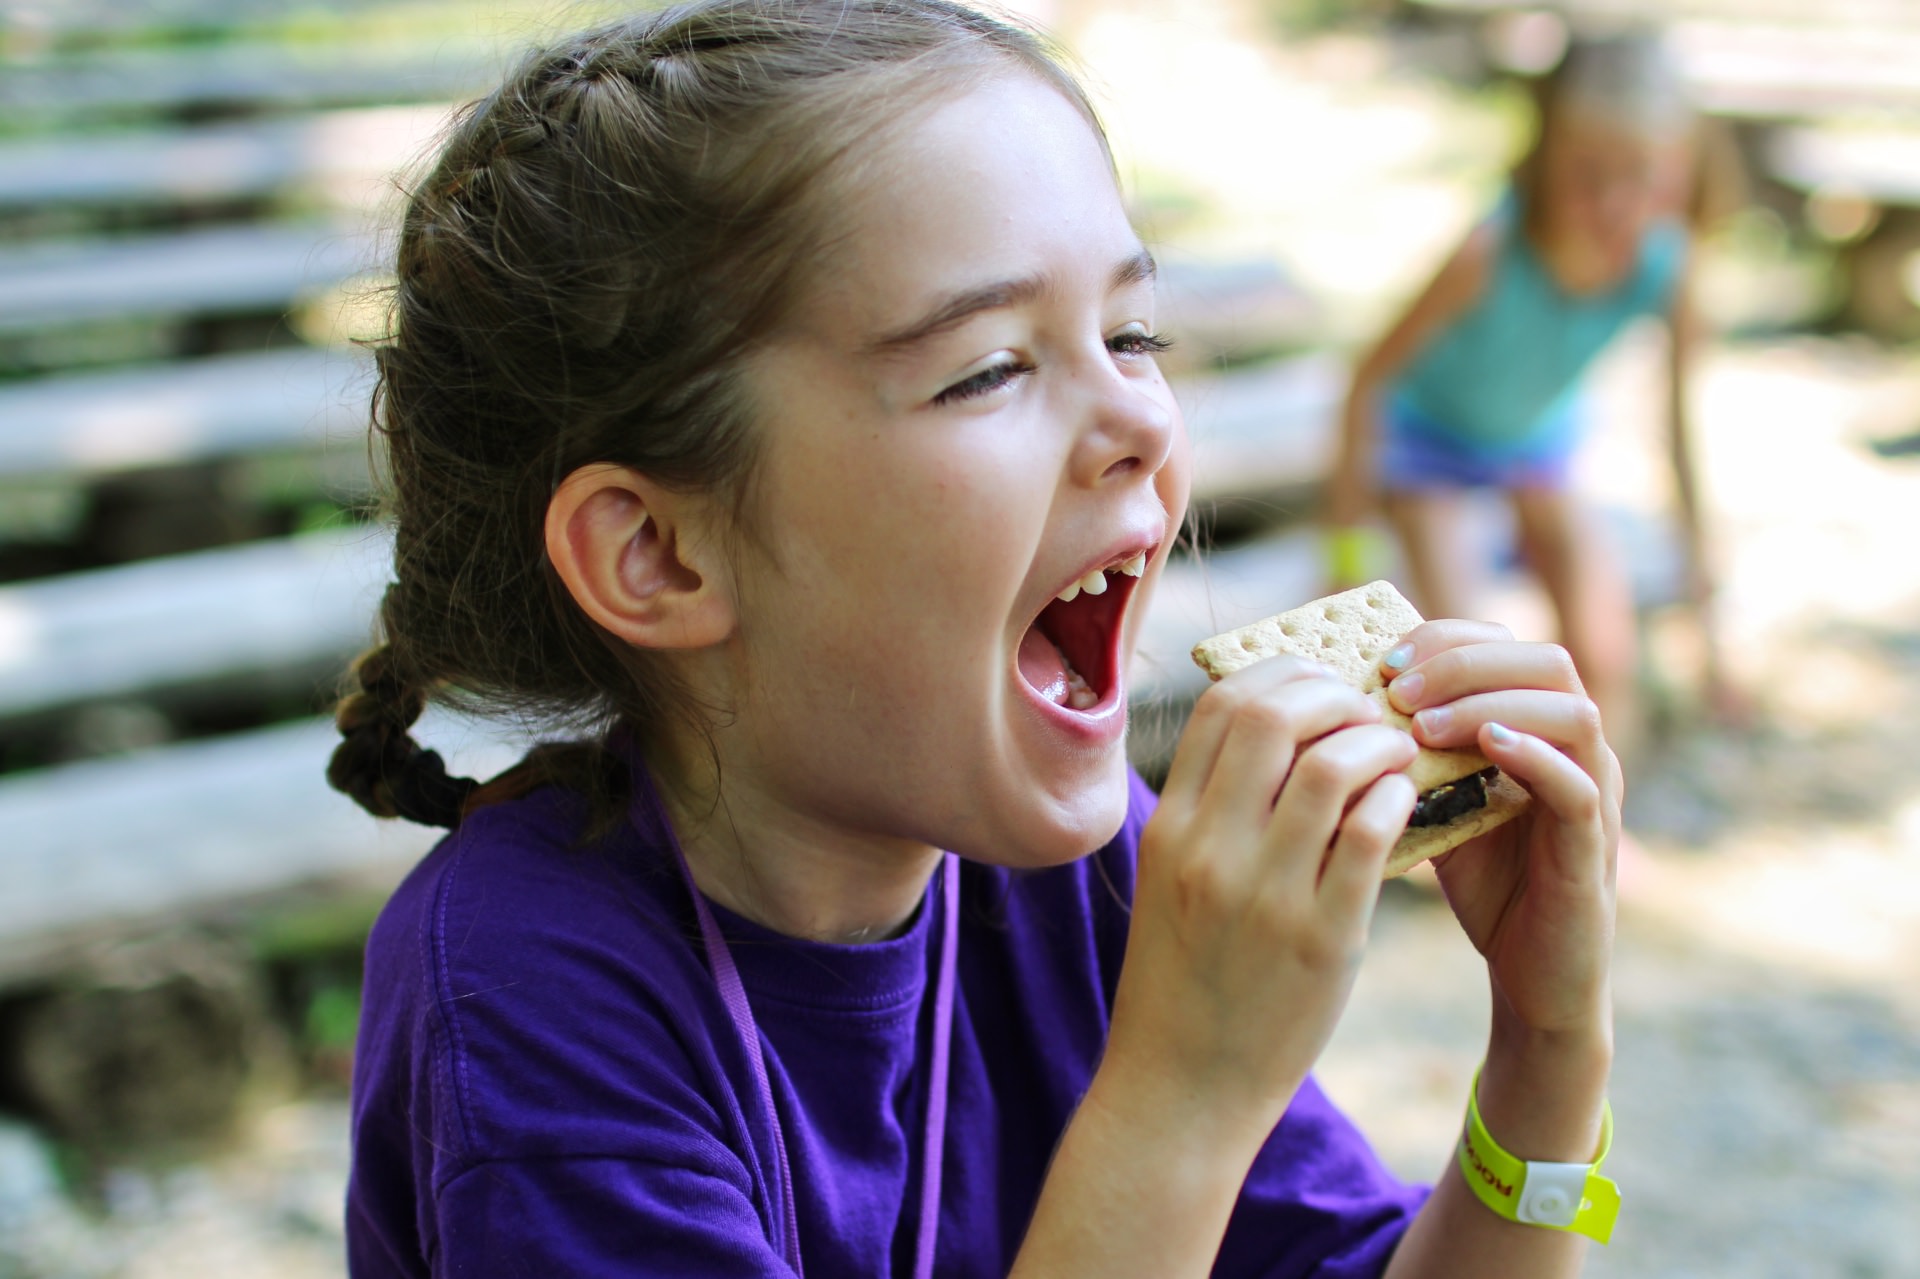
431, 1142, 756, 1201
428, 836, 480, 1154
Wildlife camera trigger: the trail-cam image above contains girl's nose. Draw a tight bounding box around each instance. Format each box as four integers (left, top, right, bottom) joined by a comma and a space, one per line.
1069, 358, 1176, 488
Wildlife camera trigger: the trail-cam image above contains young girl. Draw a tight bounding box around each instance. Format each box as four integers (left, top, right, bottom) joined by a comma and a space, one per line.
1326, 33, 1738, 750
329, 3, 1621, 1275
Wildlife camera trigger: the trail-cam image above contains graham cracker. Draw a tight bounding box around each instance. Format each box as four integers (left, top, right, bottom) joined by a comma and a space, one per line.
1190, 580, 1530, 875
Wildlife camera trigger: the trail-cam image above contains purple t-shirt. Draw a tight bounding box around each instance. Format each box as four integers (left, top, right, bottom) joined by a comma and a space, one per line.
347, 768, 1427, 1276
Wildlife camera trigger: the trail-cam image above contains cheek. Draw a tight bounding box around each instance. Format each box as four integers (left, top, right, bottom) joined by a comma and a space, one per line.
1159, 417, 1194, 520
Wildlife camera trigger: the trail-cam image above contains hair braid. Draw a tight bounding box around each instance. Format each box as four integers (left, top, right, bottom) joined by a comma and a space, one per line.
328, 640, 477, 828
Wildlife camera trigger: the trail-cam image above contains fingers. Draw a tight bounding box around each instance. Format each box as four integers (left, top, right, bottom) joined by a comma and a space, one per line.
1262, 724, 1416, 893
1477, 722, 1616, 882
1406, 686, 1605, 753
1377, 627, 1620, 842
1163, 657, 1379, 825
1378, 618, 1515, 682
1161, 655, 1338, 806
1383, 636, 1583, 717
1317, 772, 1417, 913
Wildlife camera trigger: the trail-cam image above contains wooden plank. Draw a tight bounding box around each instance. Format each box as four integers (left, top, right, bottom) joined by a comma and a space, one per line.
0, 105, 450, 211
1766, 124, 1920, 204
0, 711, 531, 982
0, 40, 493, 122
1155, 257, 1321, 371
1179, 351, 1346, 503
3, 0, 419, 35
0, 221, 378, 335
0, 347, 372, 479
1671, 21, 1920, 119
0, 527, 388, 719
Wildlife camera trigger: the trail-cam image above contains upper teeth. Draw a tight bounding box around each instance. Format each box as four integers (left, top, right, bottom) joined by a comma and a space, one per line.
1055, 551, 1147, 602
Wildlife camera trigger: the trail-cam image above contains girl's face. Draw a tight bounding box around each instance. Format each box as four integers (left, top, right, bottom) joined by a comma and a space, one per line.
1538, 109, 1690, 272
719, 72, 1188, 868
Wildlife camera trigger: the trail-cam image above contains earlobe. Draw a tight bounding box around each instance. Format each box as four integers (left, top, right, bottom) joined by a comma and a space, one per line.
543, 463, 736, 651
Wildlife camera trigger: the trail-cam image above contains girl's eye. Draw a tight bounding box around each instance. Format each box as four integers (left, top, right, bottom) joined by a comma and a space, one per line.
932, 359, 1035, 406
1109, 329, 1173, 359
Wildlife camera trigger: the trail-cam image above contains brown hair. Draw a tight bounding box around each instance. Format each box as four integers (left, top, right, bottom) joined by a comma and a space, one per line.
327, 0, 1106, 829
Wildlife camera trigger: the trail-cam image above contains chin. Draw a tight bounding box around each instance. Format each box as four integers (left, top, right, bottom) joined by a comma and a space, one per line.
988, 747, 1135, 870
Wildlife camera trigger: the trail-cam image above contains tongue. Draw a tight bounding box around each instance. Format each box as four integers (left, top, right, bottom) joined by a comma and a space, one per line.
1018, 625, 1071, 704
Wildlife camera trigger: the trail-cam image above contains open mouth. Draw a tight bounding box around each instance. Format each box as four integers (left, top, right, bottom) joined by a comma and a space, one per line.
1017, 550, 1148, 713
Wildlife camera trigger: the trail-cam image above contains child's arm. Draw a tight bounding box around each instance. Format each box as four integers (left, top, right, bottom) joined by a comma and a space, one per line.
1375, 621, 1619, 1278
1009, 626, 1619, 1278
1010, 657, 1421, 1276
1665, 272, 1741, 718
1325, 222, 1498, 542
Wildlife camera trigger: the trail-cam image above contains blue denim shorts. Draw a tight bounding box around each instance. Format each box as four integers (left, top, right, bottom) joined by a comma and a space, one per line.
1378, 396, 1582, 492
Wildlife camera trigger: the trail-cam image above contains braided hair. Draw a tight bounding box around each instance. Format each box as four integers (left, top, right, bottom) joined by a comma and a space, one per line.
327, 0, 1107, 829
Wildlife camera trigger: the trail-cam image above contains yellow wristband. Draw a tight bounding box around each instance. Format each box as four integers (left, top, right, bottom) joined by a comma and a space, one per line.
1323, 526, 1386, 585
1457, 1066, 1621, 1245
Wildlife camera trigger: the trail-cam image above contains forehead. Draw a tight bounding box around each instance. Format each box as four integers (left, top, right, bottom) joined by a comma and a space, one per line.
797, 73, 1137, 336
1549, 108, 1684, 161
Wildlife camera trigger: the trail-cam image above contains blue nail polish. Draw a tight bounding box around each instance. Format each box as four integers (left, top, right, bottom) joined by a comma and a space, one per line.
1383, 642, 1415, 671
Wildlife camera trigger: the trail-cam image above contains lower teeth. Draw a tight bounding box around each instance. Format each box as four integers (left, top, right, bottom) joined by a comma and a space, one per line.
1065, 668, 1097, 710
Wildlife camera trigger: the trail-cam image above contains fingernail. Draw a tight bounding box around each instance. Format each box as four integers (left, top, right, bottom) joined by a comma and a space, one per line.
1383, 642, 1415, 671
1487, 721, 1518, 747
1415, 705, 1451, 737
1390, 670, 1424, 707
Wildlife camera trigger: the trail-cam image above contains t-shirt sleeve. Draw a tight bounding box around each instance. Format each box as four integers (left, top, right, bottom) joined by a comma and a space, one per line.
432, 1156, 791, 1279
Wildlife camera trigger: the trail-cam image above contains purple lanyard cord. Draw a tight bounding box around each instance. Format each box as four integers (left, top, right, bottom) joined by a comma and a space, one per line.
635, 768, 958, 1279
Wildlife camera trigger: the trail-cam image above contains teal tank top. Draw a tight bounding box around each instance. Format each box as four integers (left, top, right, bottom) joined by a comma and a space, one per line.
1391, 191, 1687, 451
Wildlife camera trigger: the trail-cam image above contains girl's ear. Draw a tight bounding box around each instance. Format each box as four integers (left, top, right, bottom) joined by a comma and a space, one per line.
543, 463, 737, 651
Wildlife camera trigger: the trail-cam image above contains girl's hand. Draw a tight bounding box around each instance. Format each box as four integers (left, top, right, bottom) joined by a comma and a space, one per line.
1383, 621, 1619, 1045
1102, 656, 1418, 1145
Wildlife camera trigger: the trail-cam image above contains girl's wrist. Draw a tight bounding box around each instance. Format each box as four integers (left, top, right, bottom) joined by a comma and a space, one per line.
1013, 1058, 1270, 1274
1081, 1048, 1283, 1178
1476, 1016, 1613, 1164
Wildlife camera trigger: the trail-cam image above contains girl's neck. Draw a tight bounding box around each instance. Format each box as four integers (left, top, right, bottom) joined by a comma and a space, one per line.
653, 749, 944, 945
1524, 202, 1635, 297
1520, 220, 1628, 297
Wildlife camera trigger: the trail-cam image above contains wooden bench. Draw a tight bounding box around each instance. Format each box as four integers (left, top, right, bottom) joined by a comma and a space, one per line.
0, 221, 379, 336
0, 710, 532, 984
0, 347, 371, 480
0, 525, 388, 724
1180, 351, 1345, 506
0, 38, 492, 125
0, 104, 449, 212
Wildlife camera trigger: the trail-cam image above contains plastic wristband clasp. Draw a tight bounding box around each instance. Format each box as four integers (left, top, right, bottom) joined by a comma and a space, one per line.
1457, 1066, 1621, 1245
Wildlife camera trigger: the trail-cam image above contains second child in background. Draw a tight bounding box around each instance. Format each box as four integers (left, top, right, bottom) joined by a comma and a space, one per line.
1326, 33, 1742, 756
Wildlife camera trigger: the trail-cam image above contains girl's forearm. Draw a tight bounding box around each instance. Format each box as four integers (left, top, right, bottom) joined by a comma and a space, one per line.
1384, 1027, 1612, 1279
1328, 376, 1382, 527
1009, 1061, 1277, 1279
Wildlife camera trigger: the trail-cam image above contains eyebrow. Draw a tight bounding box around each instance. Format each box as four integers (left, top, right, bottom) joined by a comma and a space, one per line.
863, 248, 1158, 356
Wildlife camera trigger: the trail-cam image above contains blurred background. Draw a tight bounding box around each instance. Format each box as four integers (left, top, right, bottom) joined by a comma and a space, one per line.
0, 0, 1917, 1275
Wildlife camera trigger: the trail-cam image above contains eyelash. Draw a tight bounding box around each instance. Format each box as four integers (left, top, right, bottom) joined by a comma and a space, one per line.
931, 330, 1174, 406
